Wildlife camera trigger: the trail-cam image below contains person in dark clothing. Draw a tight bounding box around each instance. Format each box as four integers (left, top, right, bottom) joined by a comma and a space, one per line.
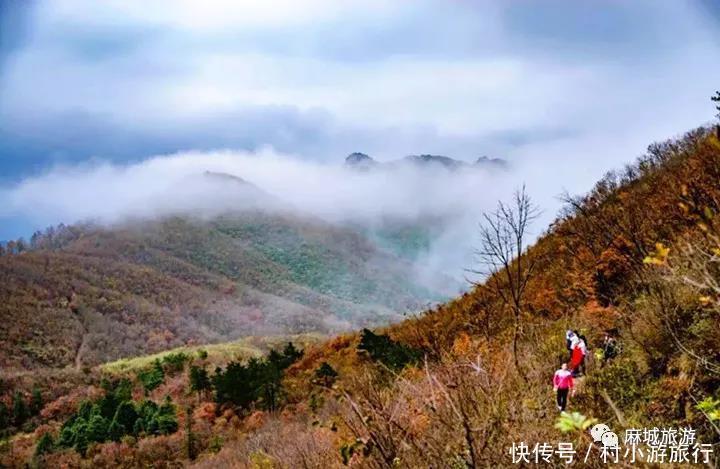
602, 333, 618, 362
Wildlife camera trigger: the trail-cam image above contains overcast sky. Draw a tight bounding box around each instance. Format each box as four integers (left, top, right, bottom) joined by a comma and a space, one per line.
1, 0, 719, 241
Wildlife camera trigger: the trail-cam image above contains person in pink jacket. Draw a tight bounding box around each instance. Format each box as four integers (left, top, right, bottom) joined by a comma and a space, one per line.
553, 363, 575, 412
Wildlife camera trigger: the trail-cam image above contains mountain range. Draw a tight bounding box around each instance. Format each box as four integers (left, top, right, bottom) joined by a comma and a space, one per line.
0, 153, 508, 371
0, 205, 456, 370
344, 152, 507, 170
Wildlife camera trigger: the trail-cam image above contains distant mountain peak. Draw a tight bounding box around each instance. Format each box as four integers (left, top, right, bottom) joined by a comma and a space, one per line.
403, 154, 464, 169
345, 152, 377, 167
344, 152, 507, 172
191, 170, 282, 211
474, 156, 508, 169
202, 171, 251, 185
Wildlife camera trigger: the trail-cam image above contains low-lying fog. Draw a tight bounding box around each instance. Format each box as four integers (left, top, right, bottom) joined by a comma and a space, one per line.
0, 136, 670, 283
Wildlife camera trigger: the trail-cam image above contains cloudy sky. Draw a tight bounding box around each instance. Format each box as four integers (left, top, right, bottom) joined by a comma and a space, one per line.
1, 0, 719, 242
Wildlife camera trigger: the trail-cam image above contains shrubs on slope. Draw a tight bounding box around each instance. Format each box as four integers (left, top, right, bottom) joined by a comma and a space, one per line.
7, 120, 720, 467
189, 365, 212, 400
137, 360, 165, 394
357, 328, 422, 370
136, 352, 190, 394
0, 212, 440, 371
226, 124, 720, 467
212, 342, 303, 412
0, 387, 44, 436
314, 362, 338, 387
55, 379, 178, 456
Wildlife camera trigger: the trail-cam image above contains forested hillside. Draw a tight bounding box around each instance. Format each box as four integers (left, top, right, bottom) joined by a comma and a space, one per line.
2, 125, 720, 467
0, 210, 446, 370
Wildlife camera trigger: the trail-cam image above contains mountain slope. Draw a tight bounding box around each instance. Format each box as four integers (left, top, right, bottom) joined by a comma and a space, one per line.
193, 125, 720, 467
0, 210, 447, 370
5, 127, 720, 467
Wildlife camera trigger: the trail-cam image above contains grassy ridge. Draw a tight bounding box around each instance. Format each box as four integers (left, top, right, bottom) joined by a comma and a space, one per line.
101, 334, 323, 374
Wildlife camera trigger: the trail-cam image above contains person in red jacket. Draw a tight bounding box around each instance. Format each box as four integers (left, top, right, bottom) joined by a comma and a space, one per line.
569, 341, 584, 376
553, 363, 575, 412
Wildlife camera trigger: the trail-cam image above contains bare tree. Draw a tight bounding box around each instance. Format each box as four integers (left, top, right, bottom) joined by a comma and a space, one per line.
468, 186, 540, 373
654, 234, 720, 375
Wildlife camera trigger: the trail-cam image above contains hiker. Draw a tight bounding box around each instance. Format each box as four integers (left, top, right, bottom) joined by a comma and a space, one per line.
602, 333, 618, 362
569, 336, 584, 376
553, 363, 575, 412
565, 330, 578, 361
577, 333, 588, 376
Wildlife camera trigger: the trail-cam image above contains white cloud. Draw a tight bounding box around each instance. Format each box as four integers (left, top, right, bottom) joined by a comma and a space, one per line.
4, 0, 716, 139
44, 0, 402, 31
0, 117, 682, 280
1, 0, 719, 253
0, 149, 521, 278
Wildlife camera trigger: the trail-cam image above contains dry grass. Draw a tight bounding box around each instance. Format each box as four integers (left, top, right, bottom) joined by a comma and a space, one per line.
101, 334, 325, 374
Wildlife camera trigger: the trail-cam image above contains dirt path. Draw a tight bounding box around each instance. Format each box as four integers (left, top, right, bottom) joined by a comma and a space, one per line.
74, 309, 90, 370
74, 332, 89, 370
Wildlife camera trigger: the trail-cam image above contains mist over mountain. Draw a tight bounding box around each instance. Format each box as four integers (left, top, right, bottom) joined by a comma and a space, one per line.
0, 206, 456, 369
344, 152, 508, 171
2, 1, 720, 467
1, 151, 491, 368
0, 149, 520, 283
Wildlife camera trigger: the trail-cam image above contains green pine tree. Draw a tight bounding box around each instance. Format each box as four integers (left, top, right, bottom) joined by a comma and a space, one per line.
155, 397, 178, 435
86, 413, 109, 443
34, 432, 54, 458
12, 391, 28, 427
189, 365, 211, 400
138, 359, 165, 394
72, 421, 90, 455
282, 342, 303, 366
358, 328, 422, 370
107, 419, 125, 442
30, 387, 43, 416
315, 362, 338, 387
0, 402, 9, 432
185, 406, 196, 460
112, 401, 138, 434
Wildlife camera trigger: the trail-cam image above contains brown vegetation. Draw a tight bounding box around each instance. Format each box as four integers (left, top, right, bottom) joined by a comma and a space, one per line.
3, 125, 720, 467
0, 212, 441, 370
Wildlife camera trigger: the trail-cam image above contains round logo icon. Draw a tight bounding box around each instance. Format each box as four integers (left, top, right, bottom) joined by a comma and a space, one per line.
601, 431, 619, 448
590, 423, 610, 442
